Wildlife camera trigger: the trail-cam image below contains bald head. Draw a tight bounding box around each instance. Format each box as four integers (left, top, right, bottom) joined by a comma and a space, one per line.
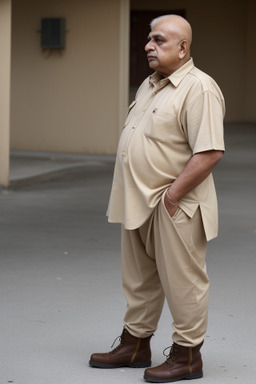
151, 15, 192, 47
145, 14, 192, 77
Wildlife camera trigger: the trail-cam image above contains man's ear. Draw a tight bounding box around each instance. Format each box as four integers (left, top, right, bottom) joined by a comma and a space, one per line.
178, 40, 189, 59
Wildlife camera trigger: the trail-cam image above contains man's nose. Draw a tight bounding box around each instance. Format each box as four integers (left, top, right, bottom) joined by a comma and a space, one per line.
145, 40, 155, 52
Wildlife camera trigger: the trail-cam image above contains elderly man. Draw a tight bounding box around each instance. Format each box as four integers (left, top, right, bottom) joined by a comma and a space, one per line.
89, 14, 225, 383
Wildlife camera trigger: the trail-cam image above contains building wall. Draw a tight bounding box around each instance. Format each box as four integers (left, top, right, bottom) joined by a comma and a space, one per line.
11, 0, 128, 154
131, 0, 255, 123
10, 0, 256, 155
0, 0, 11, 186
245, 0, 256, 121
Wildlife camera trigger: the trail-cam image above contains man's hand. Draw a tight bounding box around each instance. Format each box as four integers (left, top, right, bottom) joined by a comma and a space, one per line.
164, 191, 179, 217
167, 150, 223, 206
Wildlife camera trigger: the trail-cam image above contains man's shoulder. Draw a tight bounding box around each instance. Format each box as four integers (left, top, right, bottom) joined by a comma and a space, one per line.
188, 66, 222, 95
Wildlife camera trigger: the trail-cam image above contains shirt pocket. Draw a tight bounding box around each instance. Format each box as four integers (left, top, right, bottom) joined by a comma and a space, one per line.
144, 108, 179, 143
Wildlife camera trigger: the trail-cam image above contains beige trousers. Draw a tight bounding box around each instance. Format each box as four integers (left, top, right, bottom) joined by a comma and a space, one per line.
121, 193, 209, 347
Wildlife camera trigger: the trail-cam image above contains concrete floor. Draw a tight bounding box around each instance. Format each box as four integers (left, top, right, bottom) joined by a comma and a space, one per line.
0, 124, 256, 384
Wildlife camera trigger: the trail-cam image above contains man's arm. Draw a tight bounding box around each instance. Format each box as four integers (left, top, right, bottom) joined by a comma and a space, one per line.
164, 150, 223, 216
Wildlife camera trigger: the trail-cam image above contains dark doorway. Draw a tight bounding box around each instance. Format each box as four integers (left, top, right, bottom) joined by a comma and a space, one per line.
129, 10, 186, 89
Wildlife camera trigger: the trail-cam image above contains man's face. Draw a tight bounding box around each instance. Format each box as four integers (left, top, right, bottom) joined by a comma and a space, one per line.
145, 21, 182, 77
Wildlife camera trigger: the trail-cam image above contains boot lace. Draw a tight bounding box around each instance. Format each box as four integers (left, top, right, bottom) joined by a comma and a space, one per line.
163, 343, 179, 366
109, 335, 123, 355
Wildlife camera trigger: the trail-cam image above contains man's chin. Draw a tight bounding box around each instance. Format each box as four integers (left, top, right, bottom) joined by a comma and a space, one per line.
148, 61, 158, 71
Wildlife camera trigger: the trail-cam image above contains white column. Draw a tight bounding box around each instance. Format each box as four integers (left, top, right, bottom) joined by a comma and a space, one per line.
0, 0, 11, 186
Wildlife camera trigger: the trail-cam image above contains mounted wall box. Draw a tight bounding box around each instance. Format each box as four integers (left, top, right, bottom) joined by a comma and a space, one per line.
41, 18, 65, 49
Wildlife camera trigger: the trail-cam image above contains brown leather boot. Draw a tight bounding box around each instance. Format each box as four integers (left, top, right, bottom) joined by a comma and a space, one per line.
144, 341, 203, 382
89, 328, 152, 368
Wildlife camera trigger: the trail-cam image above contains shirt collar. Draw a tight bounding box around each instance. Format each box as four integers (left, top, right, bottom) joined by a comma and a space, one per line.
149, 58, 194, 89
168, 58, 194, 87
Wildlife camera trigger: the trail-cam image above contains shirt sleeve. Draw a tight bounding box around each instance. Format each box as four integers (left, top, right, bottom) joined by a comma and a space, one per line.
181, 89, 225, 155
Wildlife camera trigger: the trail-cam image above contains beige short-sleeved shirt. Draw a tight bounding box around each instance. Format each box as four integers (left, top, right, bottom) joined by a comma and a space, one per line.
107, 59, 225, 240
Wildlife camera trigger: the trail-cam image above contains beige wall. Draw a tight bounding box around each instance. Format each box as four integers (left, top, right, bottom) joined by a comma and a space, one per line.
9, 0, 256, 157
131, 0, 256, 123
11, 0, 129, 154
0, 0, 11, 186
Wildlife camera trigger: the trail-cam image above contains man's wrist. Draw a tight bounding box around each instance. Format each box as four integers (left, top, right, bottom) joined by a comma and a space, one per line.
166, 189, 179, 206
